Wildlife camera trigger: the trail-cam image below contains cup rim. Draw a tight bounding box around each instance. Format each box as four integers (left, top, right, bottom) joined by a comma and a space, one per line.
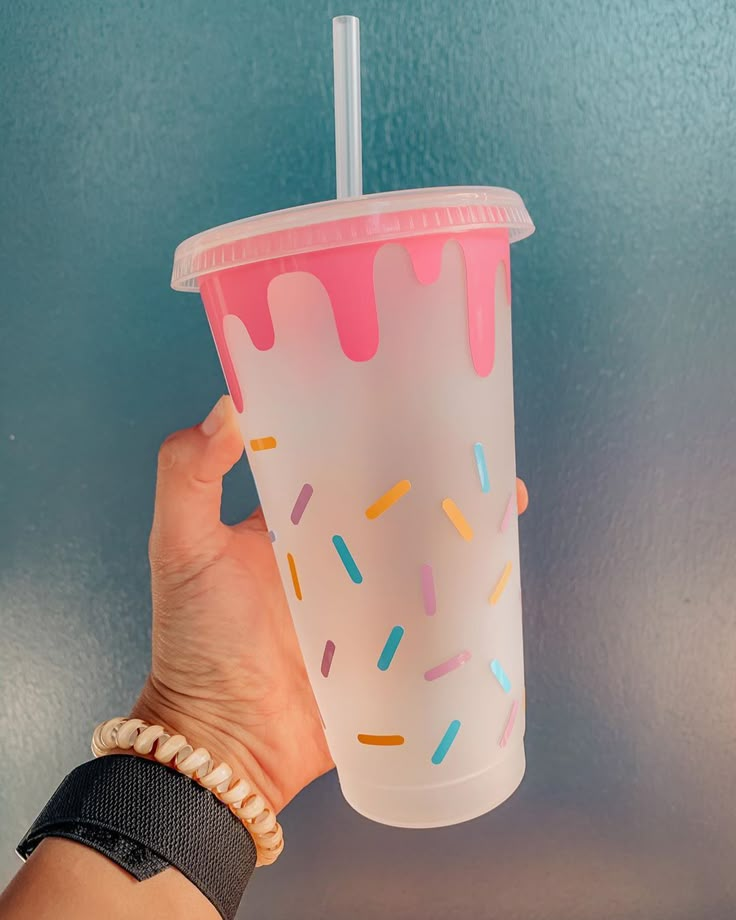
171, 186, 534, 291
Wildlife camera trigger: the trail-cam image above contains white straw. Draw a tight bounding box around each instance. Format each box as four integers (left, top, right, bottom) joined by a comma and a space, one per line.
332, 15, 363, 198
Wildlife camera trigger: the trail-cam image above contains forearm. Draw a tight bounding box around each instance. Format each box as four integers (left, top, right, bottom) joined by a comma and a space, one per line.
0, 838, 218, 920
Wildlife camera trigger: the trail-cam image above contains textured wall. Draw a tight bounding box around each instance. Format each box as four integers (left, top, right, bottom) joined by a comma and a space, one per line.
1, 1, 735, 916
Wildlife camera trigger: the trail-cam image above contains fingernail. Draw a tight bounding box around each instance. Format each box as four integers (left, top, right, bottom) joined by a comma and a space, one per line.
201, 396, 228, 437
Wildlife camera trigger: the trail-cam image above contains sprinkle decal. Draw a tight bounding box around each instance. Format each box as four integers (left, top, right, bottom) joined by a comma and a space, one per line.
442, 498, 473, 541
365, 480, 412, 520
332, 535, 363, 584
424, 650, 472, 682
490, 561, 513, 605
500, 491, 516, 533
286, 553, 302, 600
473, 443, 490, 493
250, 437, 277, 451
490, 659, 512, 693
420, 564, 436, 616
268, 530, 277, 543
321, 640, 336, 678
432, 720, 461, 765
290, 483, 314, 525
358, 734, 405, 746
499, 700, 520, 748
377, 626, 405, 671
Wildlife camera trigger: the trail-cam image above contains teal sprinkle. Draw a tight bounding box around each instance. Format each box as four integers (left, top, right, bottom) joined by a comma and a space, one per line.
490, 658, 512, 693
432, 719, 462, 765
474, 442, 490, 493
332, 535, 363, 584
377, 626, 405, 671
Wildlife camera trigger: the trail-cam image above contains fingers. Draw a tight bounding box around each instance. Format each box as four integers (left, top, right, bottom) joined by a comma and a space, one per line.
516, 477, 529, 515
150, 396, 244, 562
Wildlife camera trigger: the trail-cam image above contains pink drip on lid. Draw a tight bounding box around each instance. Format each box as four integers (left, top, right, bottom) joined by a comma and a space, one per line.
198, 213, 512, 392
458, 233, 511, 378
291, 244, 380, 362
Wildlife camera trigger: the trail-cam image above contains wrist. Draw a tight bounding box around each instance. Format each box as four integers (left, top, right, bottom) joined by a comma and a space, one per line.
130, 677, 282, 813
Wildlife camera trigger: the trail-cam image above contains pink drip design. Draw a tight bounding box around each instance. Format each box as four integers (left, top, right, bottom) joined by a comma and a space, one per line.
458, 233, 511, 378
200, 265, 278, 413
402, 235, 447, 285
291, 244, 380, 363
198, 226, 511, 401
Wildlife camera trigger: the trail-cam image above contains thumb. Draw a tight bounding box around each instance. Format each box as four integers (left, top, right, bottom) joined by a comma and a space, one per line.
149, 396, 244, 564
516, 477, 529, 515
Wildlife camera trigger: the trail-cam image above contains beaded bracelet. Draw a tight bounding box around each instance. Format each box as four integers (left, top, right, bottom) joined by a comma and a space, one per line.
92, 717, 283, 867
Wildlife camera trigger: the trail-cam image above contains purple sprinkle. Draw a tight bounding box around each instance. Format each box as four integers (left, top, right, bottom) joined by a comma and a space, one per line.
290, 483, 314, 525
321, 640, 336, 678
268, 530, 277, 543
421, 564, 436, 616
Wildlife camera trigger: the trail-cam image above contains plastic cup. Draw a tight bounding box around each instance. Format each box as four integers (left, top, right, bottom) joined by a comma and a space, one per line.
172, 187, 535, 827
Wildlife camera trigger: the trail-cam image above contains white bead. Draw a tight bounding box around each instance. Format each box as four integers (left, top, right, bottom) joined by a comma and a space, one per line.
251, 808, 277, 834
220, 778, 252, 806
236, 793, 265, 821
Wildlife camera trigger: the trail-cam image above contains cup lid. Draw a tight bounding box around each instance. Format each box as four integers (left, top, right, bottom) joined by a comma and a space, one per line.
171, 186, 534, 291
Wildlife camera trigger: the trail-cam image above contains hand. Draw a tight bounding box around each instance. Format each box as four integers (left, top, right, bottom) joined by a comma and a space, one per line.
133, 395, 333, 813
133, 396, 529, 814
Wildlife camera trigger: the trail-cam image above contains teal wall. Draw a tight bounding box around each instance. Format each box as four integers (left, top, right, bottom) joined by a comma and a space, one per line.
2, 1, 735, 916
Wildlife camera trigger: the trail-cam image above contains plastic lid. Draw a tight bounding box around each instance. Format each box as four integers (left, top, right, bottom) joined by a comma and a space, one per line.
171, 186, 534, 291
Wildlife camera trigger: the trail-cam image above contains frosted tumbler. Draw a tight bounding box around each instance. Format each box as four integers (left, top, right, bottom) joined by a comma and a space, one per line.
172, 187, 535, 827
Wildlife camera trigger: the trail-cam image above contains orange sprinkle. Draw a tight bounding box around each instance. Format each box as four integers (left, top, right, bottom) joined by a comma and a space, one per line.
442, 498, 473, 541
287, 553, 302, 601
357, 734, 405, 746
365, 479, 412, 520
489, 561, 513, 605
250, 437, 277, 451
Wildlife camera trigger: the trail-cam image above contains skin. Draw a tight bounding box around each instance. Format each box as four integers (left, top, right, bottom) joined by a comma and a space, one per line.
0, 396, 529, 919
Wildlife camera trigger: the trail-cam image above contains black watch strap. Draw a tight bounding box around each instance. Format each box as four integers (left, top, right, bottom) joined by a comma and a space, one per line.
17, 754, 257, 920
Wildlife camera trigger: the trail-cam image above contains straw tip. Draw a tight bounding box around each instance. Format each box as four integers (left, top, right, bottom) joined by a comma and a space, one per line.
333, 14, 359, 25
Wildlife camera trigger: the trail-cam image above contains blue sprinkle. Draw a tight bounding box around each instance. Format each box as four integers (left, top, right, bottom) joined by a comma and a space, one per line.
432, 719, 462, 765
377, 626, 405, 671
332, 535, 363, 584
490, 658, 512, 693
474, 442, 490, 493
268, 530, 277, 543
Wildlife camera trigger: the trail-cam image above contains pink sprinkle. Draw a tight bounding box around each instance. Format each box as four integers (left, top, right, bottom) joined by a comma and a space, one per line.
500, 491, 516, 533
499, 699, 520, 748
321, 640, 335, 678
421, 564, 436, 616
290, 483, 314, 525
424, 650, 472, 682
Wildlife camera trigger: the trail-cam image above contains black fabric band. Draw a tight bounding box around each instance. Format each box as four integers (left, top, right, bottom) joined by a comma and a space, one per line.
17, 755, 256, 920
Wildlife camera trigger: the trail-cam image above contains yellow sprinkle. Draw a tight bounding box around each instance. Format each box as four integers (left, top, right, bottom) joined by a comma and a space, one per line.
357, 734, 405, 746
250, 437, 277, 451
442, 498, 473, 541
489, 561, 513, 605
287, 553, 302, 601
365, 480, 412, 520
